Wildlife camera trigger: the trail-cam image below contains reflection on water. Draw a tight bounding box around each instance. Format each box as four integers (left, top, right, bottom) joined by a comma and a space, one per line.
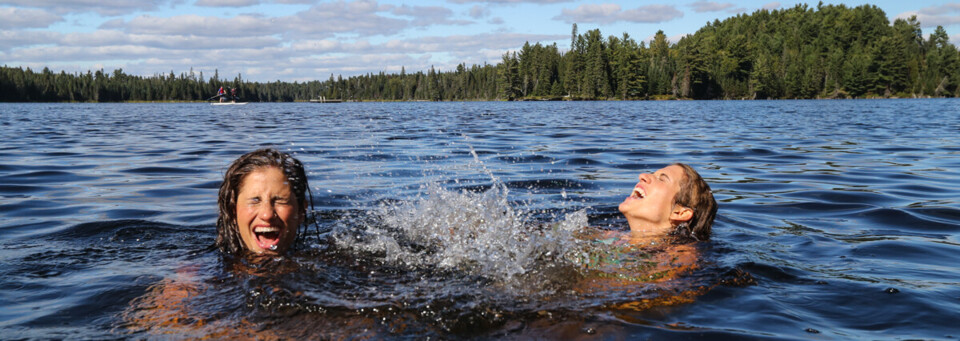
1, 100, 959, 339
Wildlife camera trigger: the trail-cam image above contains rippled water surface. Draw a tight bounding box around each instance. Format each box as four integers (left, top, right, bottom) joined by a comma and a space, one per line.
2, 100, 959, 339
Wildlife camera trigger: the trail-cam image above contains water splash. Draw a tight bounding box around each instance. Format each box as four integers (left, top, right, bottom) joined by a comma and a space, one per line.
335, 181, 588, 291
466, 138, 502, 188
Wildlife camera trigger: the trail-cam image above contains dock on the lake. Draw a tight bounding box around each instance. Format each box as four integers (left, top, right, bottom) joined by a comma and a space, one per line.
309, 96, 343, 103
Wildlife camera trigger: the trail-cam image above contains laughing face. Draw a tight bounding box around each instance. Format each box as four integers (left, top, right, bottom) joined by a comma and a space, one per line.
235, 166, 302, 254
618, 165, 692, 236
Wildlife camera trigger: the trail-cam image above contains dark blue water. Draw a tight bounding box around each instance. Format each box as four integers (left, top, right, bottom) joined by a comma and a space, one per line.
1, 100, 959, 339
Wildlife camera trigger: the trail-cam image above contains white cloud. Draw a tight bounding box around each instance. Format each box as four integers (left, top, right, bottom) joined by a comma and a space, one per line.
57, 30, 283, 50
448, 0, 572, 3
284, 1, 410, 38
918, 3, 960, 13
195, 0, 261, 7
7, 45, 175, 62
3, 0, 578, 82
3, 27, 567, 82
392, 4, 452, 18
289, 39, 345, 52
554, 4, 683, 24
390, 33, 564, 55
689, 1, 734, 13
468, 5, 489, 19
96, 1, 471, 40
1, 0, 171, 16
100, 14, 280, 38
0, 29, 61, 50
391, 4, 472, 26
0, 7, 62, 29
565, 3, 620, 19
896, 5, 960, 28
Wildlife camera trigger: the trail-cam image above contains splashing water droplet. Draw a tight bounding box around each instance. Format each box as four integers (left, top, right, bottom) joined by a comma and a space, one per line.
269, 244, 278, 251
334, 180, 588, 294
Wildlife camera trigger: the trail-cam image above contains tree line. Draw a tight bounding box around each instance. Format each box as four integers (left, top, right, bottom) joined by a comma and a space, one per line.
0, 67, 328, 102
2, 3, 959, 102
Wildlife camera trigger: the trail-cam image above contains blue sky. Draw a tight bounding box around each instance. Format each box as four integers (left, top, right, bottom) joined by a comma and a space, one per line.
2, 0, 959, 82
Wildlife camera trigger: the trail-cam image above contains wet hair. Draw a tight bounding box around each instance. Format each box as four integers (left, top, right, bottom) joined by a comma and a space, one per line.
216, 148, 314, 254
670, 163, 718, 242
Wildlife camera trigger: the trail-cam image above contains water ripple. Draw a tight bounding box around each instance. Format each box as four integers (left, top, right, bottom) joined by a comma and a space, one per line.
1, 100, 959, 339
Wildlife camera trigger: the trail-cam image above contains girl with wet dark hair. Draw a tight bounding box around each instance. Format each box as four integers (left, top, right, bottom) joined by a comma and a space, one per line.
125, 148, 315, 337
216, 148, 314, 255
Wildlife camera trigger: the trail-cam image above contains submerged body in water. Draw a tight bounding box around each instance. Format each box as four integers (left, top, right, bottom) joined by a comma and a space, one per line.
122, 176, 739, 338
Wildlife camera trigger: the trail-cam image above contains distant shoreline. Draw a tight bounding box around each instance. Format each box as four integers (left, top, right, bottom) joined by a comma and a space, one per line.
2, 94, 950, 104
5, 2, 959, 104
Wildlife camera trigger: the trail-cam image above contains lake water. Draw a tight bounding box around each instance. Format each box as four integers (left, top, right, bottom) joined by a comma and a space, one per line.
1, 100, 958, 339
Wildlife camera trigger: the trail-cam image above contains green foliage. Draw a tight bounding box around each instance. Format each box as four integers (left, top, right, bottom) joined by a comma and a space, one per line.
498, 52, 521, 100
3, 3, 959, 102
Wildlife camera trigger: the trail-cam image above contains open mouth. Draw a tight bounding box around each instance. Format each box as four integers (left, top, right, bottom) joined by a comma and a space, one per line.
631, 187, 646, 199
253, 226, 282, 251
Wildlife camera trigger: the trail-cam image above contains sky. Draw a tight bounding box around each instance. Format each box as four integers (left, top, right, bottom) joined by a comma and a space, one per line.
2, 0, 960, 82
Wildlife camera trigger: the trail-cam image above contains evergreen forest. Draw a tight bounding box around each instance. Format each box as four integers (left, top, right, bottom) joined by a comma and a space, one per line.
2, 3, 959, 102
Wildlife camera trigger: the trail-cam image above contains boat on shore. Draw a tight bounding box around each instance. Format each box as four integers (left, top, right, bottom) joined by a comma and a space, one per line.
211, 102, 248, 105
